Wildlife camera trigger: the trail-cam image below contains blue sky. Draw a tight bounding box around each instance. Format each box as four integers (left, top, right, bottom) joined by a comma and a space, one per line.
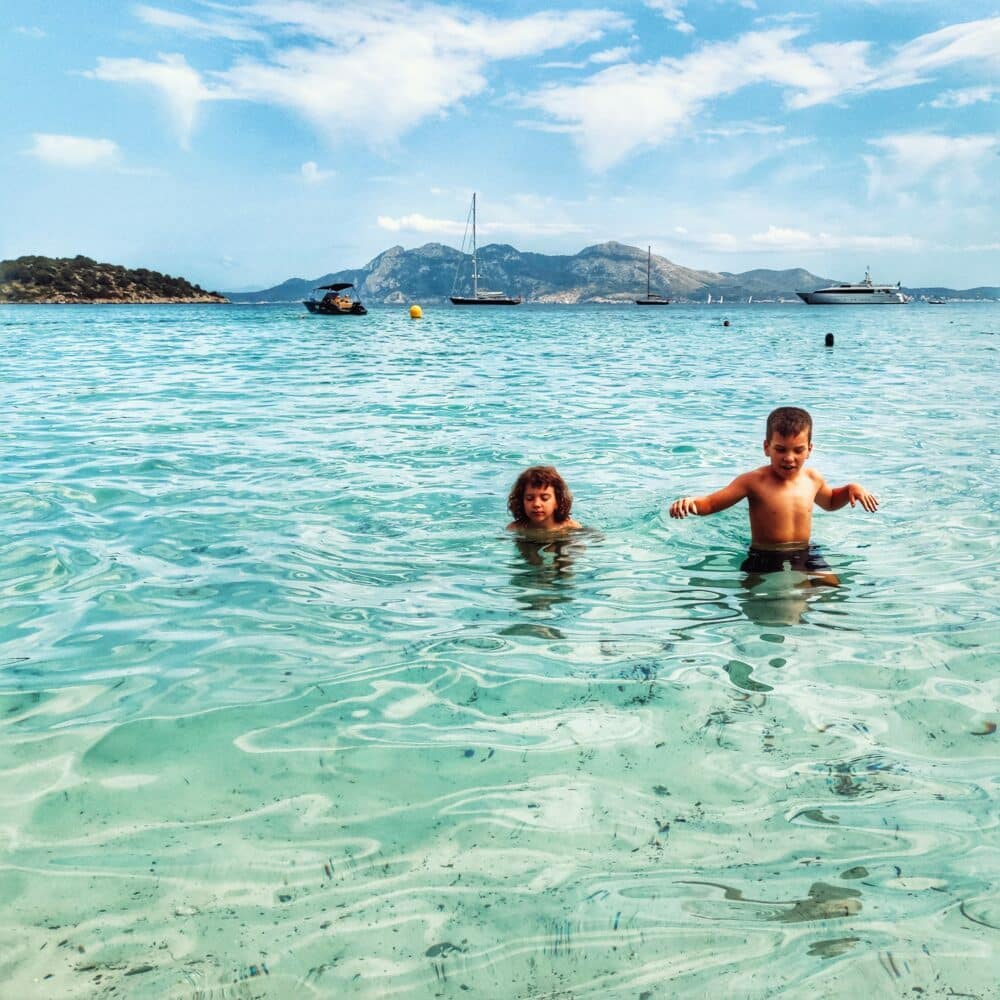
2, 1, 997, 290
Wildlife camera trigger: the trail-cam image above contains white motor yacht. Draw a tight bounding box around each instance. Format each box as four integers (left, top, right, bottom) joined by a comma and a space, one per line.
797, 267, 908, 305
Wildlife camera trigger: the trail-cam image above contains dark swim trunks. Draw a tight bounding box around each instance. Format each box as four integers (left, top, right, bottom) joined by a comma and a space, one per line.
740, 544, 831, 576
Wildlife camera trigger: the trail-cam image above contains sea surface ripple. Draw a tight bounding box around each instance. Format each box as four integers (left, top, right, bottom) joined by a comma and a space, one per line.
0, 302, 997, 998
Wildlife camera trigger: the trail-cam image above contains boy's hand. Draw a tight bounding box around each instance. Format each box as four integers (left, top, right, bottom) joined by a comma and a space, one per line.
847, 484, 878, 512
670, 497, 699, 518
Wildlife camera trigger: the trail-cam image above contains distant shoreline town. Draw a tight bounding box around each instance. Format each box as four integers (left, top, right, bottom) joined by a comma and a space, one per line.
2, 248, 997, 305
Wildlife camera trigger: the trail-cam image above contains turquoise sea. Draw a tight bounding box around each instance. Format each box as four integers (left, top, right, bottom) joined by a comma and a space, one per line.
1, 301, 997, 998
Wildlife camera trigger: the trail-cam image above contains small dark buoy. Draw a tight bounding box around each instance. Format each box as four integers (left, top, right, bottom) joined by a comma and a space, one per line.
723, 319, 730, 327
825, 333, 834, 347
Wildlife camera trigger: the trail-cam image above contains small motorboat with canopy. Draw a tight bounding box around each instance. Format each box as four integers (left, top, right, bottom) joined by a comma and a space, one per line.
303, 283, 368, 315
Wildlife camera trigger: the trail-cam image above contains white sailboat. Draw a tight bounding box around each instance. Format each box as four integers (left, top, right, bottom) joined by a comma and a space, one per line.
450, 193, 521, 306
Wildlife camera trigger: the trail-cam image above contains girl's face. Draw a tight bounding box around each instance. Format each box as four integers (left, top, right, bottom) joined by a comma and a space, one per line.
523, 483, 558, 528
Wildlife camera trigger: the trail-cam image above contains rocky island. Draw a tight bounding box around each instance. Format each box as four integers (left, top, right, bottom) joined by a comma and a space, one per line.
0, 255, 227, 304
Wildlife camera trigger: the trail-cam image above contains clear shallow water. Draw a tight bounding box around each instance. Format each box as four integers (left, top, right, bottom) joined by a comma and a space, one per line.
0, 302, 997, 998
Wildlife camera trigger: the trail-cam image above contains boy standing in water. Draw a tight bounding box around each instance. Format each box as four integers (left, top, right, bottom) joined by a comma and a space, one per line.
670, 406, 878, 585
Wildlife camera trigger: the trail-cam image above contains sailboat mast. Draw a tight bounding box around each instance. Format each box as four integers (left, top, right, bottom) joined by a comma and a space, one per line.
647, 246, 651, 297
472, 192, 478, 298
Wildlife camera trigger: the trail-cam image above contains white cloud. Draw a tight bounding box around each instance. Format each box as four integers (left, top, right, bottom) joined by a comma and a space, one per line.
928, 86, 996, 109
221, 4, 624, 145
378, 212, 589, 237
378, 213, 467, 236
543, 45, 636, 70
868, 132, 997, 171
300, 160, 334, 183
523, 28, 853, 169
86, 53, 220, 149
752, 12, 814, 27
674, 225, 923, 256
135, 5, 265, 42
589, 46, 633, 65
701, 122, 785, 138
645, 0, 693, 34
747, 226, 923, 253
522, 17, 1000, 170
864, 131, 998, 201
93, 3, 628, 149
27, 133, 119, 168
645, 0, 685, 19
877, 17, 1000, 90
779, 39, 876, 109
14, 26, 46, 38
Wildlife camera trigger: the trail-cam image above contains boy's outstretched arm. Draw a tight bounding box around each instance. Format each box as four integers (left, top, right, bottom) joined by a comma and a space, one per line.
815, 480, 879, 512
670, 476, 750, 519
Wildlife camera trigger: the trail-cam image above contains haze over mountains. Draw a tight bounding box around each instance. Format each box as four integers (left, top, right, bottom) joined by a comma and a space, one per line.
226, 242, 997, 304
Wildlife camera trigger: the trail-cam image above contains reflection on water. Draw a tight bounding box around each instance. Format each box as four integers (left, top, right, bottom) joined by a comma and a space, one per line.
738, 581, 812, 626
679, 548, 847, 628
506, 531, 584, 613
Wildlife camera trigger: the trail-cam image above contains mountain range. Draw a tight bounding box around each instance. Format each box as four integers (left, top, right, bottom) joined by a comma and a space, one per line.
226, 242, 999, 304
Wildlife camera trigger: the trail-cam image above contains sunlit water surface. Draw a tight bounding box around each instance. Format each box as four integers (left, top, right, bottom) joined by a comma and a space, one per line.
0, 302, 997, 998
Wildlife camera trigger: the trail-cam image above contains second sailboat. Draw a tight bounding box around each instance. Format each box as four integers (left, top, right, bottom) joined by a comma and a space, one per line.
450, 193, 521, 305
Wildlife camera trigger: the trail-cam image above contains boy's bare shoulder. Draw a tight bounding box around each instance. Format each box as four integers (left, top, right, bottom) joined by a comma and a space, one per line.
741, 466, 772, 488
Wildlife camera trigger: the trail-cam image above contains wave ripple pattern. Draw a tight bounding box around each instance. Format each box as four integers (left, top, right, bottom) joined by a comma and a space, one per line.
0, 303, 997, 998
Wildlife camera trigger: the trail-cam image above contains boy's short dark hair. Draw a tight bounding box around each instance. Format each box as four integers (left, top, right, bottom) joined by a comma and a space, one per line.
766, 406, 813, 441
507, 466, 573, 524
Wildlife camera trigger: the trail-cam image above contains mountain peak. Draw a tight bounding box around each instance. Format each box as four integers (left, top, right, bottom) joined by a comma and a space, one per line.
225, 243, 846, 304
578, 240, 642, 258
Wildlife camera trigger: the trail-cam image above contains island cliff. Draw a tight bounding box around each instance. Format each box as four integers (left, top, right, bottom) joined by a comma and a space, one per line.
0, 256, 227, 304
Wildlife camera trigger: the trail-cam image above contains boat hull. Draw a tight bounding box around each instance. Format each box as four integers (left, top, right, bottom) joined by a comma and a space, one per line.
303, 300, 367, 315
635, 297, 670, 306
796, 290, 907, 305
450, 296, 521, 306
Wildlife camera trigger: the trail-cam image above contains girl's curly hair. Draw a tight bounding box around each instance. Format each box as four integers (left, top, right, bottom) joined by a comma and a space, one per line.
507, 466, 573, 524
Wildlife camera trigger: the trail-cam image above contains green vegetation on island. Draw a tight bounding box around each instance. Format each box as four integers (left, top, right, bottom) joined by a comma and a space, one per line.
0, 255, 227, 304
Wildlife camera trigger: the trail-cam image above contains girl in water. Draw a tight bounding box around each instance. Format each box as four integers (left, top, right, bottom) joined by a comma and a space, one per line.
506, 466, 581, 534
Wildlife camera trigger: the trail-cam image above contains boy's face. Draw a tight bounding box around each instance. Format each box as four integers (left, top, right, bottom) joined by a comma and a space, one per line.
523, 484, 558, 526
764, 429, 813, 479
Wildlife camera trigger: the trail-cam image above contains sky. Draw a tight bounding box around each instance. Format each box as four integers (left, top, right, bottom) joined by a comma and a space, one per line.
2, 1, 998, 291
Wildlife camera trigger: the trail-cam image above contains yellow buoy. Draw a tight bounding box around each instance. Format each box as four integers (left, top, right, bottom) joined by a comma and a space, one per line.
409, 304, 422, 319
